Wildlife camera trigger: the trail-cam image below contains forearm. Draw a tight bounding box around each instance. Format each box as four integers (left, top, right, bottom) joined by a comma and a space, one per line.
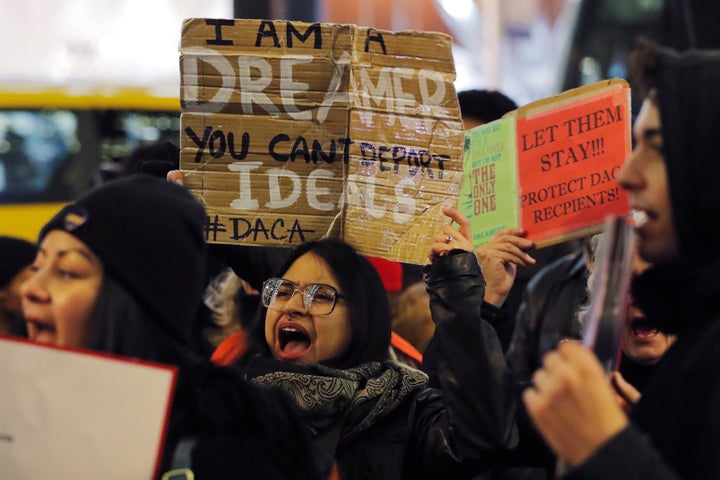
423, 251, 518, 451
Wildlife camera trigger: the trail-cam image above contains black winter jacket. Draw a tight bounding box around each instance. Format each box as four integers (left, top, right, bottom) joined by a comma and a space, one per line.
321, 251, 519, 479
564, 314, 720, 480
505, 249, 588, 383
158, 360, 318, 479
561, 40, 720, 480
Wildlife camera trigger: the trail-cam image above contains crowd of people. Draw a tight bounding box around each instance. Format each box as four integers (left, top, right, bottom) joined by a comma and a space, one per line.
2, 37, 719, 479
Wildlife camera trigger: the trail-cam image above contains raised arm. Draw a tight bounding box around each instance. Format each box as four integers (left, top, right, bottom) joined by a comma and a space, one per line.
413, 208, 519, 473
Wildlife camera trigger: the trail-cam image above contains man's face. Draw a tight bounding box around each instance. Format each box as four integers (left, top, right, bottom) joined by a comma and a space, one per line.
617, 98, 679, 263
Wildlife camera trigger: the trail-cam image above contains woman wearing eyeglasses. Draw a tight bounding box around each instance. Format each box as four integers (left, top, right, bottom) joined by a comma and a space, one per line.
211, 206, 536, 480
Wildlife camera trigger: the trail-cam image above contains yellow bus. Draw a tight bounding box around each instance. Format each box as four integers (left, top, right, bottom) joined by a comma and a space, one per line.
0, 85, 180, 241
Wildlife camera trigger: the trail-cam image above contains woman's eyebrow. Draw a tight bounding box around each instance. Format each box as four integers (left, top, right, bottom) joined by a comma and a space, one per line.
56, 248, 100, 265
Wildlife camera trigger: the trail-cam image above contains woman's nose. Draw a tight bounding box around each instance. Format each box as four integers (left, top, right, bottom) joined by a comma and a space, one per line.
283, 289, 308, 315
20, 269, 49, 304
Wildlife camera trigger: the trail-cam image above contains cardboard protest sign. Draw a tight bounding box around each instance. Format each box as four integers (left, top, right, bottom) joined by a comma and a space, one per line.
460, 79, 631, 247
0, 336, 176, 479
180, 18, 464, 264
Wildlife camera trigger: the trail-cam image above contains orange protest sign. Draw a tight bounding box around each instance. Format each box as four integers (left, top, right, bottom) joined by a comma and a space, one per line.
515, 79, 631, 245
460, 79, 631, 248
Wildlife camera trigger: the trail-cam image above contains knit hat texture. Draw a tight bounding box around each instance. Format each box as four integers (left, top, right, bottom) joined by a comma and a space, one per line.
39, 174, 207, 344
0, 236, 37, 288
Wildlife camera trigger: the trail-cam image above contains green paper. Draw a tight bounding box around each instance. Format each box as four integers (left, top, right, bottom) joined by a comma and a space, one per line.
459, 118, 519, 246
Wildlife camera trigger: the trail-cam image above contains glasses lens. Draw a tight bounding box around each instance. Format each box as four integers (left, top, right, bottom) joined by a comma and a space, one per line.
262, 278, 295, 310
305, 284, 337, 315
262, 278, 340, 314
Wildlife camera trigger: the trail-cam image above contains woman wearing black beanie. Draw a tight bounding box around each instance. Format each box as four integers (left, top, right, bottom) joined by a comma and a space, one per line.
21, 174, 317, 479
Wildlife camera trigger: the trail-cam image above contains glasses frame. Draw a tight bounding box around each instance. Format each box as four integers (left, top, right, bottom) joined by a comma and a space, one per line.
261, 277, 346, 315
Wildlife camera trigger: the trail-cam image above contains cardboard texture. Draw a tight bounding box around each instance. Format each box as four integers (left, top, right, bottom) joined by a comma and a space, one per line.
459, 79, 631, 248
180, 18, 463, 264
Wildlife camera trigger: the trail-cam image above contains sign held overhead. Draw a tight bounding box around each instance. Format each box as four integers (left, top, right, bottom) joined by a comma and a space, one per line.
180, 18, 465, 265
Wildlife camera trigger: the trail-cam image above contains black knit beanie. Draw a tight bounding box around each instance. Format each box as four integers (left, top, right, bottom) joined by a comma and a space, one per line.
39, 174, 207, 345
0, 236, 37, 288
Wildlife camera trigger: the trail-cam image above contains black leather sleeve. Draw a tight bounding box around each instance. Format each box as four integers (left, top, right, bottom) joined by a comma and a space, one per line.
411, 251, 519, 473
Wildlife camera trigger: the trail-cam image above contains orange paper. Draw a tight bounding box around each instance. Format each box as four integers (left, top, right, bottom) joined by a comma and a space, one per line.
515, 80, 631, 245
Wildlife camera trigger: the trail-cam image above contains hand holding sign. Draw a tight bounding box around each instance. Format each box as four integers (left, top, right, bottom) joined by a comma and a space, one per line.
428, 207, 473, 262
180, 18, 465, 265
476, 228, 535, 307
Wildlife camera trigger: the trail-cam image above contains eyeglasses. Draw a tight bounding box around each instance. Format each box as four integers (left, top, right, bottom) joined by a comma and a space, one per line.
261, 278, 346, 315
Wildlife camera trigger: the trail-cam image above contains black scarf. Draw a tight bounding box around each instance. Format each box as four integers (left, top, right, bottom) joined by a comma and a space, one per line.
632, 256, 720, 335
245, 355, 428, 443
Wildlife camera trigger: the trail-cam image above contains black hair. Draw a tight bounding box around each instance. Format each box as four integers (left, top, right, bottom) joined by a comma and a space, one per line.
245, 239, 391, 369
457, 89, 518, 123
87, 275, 200, 367
89, 273, 319, 479
628, 38, 663, 100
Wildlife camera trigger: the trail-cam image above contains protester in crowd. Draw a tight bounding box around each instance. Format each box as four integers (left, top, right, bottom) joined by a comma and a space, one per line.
203, 267, 259, 347
207, 225, 534, 375
0, 235, 36, 336
524, 38, 720, 479
20, 174, 317, 479
458, 89, 518, 130
492, 232, 675, 480
390, 281, 433, 357
211, 207, 521, 479
504, 242, 591, 386
592, 241, 677, 409
202, 243, 431, 369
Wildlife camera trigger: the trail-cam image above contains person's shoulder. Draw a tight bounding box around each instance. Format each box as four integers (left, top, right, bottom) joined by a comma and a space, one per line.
685, 314, 720, 367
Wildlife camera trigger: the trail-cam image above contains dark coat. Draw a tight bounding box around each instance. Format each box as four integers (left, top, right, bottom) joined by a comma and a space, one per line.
316, 251, 519, 479
505, 249, 588, 384
564, 315, 720, 480
562, 40, 720, 480
159, 361, 318, 479
333, 251, 518, 479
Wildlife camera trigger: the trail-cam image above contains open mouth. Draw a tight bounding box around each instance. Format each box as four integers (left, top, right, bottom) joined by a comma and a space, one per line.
26, 319, 57, 343
630, 317, 659, 339
278, 326, 311, 359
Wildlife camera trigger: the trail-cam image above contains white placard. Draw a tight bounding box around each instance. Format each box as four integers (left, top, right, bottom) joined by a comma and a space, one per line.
0, 336, 177, 480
